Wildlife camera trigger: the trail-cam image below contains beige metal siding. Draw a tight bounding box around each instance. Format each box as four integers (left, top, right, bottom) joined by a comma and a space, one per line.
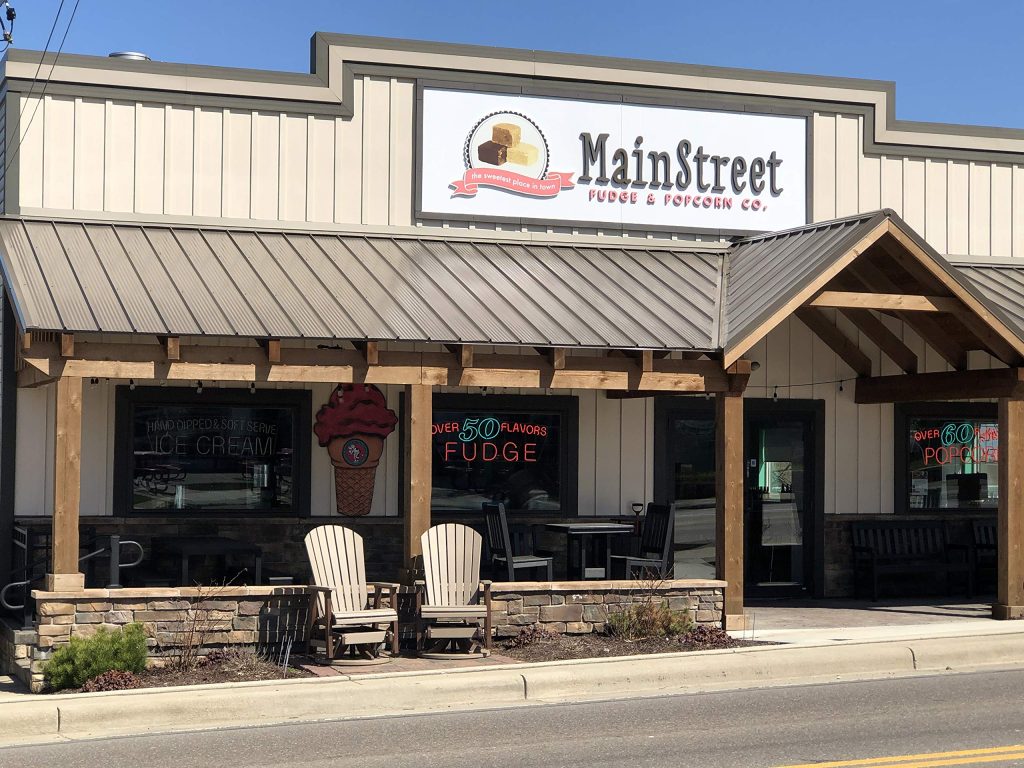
812, 111, 1024, 261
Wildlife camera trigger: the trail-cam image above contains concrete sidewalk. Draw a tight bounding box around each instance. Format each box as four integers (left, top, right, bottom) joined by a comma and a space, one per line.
2, 625, 1024, 749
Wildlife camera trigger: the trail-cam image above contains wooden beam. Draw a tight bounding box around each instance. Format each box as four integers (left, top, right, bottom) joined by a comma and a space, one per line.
845, 261, 969, 370
354, 341, 379, 366
855, 368, 1024, 404
445, 344, 474, 368
794, 307, 872, 377
21, 332, 31, 352
995, 397, 1024, 619
640, 350, 654, 372
809, 291, 962, 313
883, 224, 1024, 360
60, 333, 74, 358
716, 393, 744, 629
534, 347, 567, 370
160, 336, 180, 361
947, 309, 1024, 367
723, 218, 891, 367
20, 342, 737, 392
49, 376, 84, 591
403, 384, 432, 577
259, 338, 281, 364
839, 308, 918, 374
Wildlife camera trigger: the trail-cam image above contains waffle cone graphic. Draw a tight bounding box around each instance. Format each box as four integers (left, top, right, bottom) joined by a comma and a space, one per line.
315, 384, 398, 518
328, 434, 384, 517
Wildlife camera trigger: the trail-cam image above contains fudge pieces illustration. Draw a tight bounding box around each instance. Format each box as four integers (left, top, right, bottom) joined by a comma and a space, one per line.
477, 140, 508, 166
491, 122, 522, 147
476, 119, 540, 167
506, 142, 539, 166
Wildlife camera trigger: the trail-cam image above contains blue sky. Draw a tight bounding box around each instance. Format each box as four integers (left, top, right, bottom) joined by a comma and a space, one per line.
8, 1, 1024, 128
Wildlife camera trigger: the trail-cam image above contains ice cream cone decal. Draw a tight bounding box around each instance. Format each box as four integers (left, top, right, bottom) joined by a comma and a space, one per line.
314, 384, 397, 517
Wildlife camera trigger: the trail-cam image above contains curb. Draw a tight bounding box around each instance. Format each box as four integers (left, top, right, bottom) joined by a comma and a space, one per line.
3, 631, 1024, 746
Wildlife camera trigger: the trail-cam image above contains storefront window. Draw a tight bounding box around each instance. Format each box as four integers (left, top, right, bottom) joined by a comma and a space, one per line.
430, 394, 577, 514
898, 405, 998, 512
115, 388, 310, 514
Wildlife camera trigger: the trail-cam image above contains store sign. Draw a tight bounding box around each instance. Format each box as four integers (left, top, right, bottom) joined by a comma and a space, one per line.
432, 415, 550, 463
912, 421, 999, 466
418, 86, 808, 232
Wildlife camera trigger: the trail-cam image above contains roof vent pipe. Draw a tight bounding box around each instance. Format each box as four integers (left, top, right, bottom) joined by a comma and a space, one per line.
108, 51, 150, 61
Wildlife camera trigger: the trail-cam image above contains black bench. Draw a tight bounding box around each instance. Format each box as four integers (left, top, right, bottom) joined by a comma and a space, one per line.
971, 518, 997, 590
851, 520, 973, 600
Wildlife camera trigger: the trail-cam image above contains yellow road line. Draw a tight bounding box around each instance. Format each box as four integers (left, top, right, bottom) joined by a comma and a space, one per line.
776, 744, 1024, 768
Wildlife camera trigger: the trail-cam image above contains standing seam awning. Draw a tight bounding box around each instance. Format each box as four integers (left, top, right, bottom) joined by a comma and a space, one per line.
3, 212, 1023, 358
0, 218, 724, 351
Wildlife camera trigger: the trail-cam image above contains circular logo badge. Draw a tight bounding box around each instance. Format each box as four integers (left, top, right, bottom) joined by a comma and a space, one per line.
342, 438, 369, 467
463, 111, 549, 180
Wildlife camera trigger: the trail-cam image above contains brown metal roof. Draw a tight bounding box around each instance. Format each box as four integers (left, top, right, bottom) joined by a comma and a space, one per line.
4, 213, 1020, 357
0, 218, 723, 350
722, 211, 888, 348
954, 262, 1024, 338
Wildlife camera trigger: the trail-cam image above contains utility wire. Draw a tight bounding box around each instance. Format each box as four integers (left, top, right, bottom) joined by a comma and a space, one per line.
4, 0, 81, 177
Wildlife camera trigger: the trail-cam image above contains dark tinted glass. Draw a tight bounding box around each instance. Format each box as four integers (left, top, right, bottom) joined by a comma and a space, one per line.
432, 410, 562, 512
131, 404, 295, 511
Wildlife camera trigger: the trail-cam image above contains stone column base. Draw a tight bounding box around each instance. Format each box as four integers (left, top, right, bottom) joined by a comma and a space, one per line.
45, 572, 84, 591
992, 603, 1024, 620
724, 613, 747, 631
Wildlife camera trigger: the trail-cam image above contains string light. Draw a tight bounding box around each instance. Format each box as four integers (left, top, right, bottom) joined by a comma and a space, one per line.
196, 380, 203, 394
772, 385, 778, 402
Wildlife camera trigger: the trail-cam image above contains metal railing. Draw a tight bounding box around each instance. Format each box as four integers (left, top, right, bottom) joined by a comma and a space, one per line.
1, 529, 144, 628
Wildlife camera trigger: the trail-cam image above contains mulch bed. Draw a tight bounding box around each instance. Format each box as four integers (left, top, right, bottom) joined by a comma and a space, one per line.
132, 658, 313, 689
56, 652, 313, 694
502, 628, 767, 663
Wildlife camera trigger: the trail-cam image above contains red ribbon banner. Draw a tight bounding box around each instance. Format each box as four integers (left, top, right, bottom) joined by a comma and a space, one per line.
450, 168, 575, 198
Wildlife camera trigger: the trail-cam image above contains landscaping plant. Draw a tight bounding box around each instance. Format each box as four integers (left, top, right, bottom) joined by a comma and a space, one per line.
81, 669, 141, 692
43, 623, 148, 691
605, 575, 694, 641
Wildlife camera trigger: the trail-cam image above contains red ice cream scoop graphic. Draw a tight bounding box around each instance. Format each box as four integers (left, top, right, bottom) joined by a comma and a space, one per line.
314, 384, 397, 517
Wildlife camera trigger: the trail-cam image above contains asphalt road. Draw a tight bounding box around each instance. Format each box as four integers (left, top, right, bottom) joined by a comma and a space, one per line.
6, 668, 1024, 768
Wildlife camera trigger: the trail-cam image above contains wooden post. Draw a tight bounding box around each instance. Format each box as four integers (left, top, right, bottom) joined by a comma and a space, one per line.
48, 376, 84, 591
995, 397, 1024, 619
715, 393, 744, 629
403, 384, 432, 579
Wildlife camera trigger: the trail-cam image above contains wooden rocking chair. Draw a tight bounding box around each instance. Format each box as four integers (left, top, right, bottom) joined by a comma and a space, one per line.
416, 523, 492, 659
304, 525, 399, 665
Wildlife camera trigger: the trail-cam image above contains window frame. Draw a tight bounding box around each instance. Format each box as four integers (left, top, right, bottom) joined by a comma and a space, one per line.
893, 401, 998, 516
426, 392, 579, 517
113, 385, 312, 517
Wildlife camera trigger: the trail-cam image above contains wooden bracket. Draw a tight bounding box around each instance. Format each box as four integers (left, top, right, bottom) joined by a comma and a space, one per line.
259, 338, 281, 364
60, 333, 74, 358
160, 336, 180, 361
445, 344, 474, 368
21, 331, 31, 352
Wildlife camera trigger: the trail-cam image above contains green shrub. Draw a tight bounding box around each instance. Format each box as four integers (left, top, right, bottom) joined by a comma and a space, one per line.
44, 623, 148, 691
605, 601, 693, 641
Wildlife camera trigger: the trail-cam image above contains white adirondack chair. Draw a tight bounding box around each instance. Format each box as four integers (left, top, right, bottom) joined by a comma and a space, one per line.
304, 525, 399, 665
416, 523, 492, 658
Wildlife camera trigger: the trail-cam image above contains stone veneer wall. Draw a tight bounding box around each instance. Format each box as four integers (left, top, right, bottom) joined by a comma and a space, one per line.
489, 580, 725, 638
12, 586, 312, 692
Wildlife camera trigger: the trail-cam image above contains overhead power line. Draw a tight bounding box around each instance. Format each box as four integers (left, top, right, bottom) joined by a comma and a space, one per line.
4, 0, 82, 177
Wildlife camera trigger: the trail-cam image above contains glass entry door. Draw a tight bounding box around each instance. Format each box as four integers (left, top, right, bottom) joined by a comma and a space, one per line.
744, 410, 815, 596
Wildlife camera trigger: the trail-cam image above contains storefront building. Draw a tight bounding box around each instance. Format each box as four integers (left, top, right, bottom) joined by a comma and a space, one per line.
2, 34, 1024, 686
